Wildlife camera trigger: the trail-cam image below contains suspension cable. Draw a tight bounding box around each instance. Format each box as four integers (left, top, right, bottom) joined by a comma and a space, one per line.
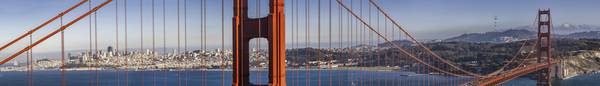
182, 0, 188, 85
139, 0, 145, 85
199, 0, 204, 84
220, 0, 225, 85
368, 1, 375, 85
88, 0, 95, 85
115, 0, 120, 85
336, 0, 472, 77
337, 1, 343, 85
290, 0, 295, 84
492, 14, 542, 75
60, 7, 66, 86
88, 0, 93, 84
94, 0, 100, 85
347, 0, 355, 82
176, 0, 181, 85
124, 0, 130, 84
29, 32, 33, 86
151, 0, 157, 85
162, 0, 167, 85
317, 0, 322, 85
367, 0, 484, 77
291, 0, 299, 85
328, 0, 333, 85
202, 0, 208, 85
305, 0, 310, 85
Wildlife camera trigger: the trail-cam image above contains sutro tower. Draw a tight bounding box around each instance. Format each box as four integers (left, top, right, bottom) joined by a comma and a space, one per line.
493, 16, 499, 31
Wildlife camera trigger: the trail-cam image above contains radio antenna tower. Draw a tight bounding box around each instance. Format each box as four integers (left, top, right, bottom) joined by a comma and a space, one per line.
493, 16, 499, 31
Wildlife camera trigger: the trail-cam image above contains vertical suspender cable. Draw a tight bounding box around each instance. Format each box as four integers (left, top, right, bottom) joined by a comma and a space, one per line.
183, 0, 187, 56
296, 0, 301, 85
176, 0, 180, 57
124, 0, 130, 85
139, 0, 145, 85
88, 0, 93, 85
343, 0, 350, 84
199, 0, 204, 85
348, 0, 353, 84
390, 7, 397, 86
94, 0, 100, 84
337, 1, 342, 85
203, 0, 207, 62
327, 0, 333, 85
376, 2, 382, 85
367, 2, 374, 86
290, 0, 295, 85
162, 0, 167, 85
60, 10, 66, 86
359, 1, 366, 84
151, 0, 157, 85
115, 0, 120, 85
358, 1, 367, 85
383, 7, 388, 86
29, 32, 33, 86
202, 0, 208, 85
260, 0, 264, 84
182, 0, 188, 85
317, 0, 322, 85
305, 0, 310, 85
176, 0, 181, 85
220, 0, 225, 85
293, 0, 298, 85
296, 0, 300, 85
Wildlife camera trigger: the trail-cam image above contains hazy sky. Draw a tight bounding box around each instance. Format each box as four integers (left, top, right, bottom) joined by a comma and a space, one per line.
1, 0, 600, 54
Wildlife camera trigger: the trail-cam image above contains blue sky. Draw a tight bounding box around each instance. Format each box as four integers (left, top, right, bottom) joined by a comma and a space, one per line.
0, 0, 599, 54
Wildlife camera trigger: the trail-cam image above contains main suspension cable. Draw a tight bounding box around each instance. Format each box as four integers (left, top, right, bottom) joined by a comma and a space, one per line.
367, 0, 484, 77
336, 0, 472, 77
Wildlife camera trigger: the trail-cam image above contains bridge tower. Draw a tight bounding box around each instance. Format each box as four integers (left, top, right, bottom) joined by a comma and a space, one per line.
232, 0, 286, 86
536, 9, 552, 86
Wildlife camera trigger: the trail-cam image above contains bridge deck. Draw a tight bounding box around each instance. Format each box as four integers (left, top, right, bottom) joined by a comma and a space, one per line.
463, 60, 558, 86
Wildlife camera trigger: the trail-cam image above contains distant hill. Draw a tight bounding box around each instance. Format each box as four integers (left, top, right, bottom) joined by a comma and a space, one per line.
377, 40, 414, 47
509, 24, 600, 34
553, 24, 600, 34
444, 24, 600, 43
445, 29, 536, 43
564, 31, 600, 39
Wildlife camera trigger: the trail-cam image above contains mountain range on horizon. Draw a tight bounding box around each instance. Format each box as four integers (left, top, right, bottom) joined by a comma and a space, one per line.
445, 24, 600, 43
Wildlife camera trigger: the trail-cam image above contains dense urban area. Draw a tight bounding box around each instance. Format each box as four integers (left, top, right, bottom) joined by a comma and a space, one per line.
1, 29, 600, 79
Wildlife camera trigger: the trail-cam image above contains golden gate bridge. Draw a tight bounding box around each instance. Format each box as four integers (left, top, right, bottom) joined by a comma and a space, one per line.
0, 0, 559, 86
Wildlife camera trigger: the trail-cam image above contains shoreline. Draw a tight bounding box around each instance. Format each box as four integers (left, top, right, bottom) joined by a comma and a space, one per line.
1, 66, 403, 72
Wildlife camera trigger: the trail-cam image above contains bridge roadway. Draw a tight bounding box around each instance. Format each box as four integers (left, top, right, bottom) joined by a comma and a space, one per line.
463, 59, 559, 86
